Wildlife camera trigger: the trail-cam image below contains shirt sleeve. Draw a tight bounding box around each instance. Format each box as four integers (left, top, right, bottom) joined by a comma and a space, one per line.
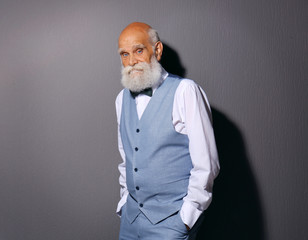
115, 90, 129, 217
175, 80, 220, 229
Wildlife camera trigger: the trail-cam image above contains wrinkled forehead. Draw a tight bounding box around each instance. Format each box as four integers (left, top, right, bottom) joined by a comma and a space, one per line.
118, 27, 151, 49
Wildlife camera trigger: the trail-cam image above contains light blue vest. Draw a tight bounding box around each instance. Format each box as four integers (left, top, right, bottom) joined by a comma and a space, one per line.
120, 74, 193, 224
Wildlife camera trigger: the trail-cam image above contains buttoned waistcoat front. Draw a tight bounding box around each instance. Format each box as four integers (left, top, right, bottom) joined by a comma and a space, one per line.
120, 74, 193, 224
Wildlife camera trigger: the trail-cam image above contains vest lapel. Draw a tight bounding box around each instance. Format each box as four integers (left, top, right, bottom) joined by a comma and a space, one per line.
138, 76, 171, 122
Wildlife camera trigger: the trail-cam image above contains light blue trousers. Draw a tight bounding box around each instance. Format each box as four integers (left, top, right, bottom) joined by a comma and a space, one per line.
119, 204, 202, 240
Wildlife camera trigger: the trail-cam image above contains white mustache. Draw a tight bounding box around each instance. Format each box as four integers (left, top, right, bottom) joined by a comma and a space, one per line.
124, 62, 147, 75
129, 68, 143, 74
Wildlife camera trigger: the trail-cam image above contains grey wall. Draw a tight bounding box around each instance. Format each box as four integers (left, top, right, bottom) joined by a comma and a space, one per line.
0, 0, 307, 239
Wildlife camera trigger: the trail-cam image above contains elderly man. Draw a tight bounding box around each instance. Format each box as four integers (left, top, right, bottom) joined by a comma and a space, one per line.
115, 22, 219, 239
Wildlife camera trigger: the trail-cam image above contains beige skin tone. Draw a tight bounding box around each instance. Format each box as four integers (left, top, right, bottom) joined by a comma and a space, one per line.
118, 22, 163, 70
118, 22, 190, 232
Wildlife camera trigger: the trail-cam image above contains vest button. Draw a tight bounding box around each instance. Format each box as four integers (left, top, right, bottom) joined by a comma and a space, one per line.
135, 147, 138, 151
139, 203, 143, 207
136, 129, 140, 133
136, 186, 140, 190
134, 168, 138, 172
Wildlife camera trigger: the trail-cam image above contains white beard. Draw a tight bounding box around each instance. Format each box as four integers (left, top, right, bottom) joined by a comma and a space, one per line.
121, 57, 162, 92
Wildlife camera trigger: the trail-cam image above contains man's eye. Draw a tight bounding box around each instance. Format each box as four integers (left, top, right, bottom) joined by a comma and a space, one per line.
137, 49, 143, 54
122, 53, 128, 57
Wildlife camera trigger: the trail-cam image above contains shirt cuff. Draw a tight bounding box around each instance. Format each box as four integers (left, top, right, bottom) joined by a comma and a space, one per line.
180, 201, 203, 229
116, 191, 128, 217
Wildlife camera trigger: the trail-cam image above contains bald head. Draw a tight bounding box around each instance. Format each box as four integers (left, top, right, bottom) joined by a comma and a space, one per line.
118, 22, 163, 67
119, 22, 152, 46
120, 22, 152, 36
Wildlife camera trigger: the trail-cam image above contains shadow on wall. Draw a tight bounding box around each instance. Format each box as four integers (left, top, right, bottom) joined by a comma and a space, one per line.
160, 43, 186, 78
198, 110, 266, 240
161, 43, 266, 240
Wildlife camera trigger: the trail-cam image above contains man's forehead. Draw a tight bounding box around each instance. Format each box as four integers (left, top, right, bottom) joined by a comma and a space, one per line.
118, 27, 150, 46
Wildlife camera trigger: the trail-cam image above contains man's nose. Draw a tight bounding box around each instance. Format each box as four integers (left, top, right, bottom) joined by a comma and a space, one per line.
128, 55, 138, 66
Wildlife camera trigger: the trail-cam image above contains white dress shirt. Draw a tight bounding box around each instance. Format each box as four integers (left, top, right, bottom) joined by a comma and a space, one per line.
115, 69, 220, 228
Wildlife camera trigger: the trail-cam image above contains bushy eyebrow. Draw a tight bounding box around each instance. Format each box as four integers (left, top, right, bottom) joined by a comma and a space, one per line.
118, 48, 124, 54
118, 44, 146, 55
132, 44, 146, 51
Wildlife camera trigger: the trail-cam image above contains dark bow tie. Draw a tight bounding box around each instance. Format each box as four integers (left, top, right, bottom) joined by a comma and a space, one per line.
130, 88, 153, 98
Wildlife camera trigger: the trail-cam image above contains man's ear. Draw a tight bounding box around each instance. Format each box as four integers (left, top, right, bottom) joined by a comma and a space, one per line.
155, 41, 163, 61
